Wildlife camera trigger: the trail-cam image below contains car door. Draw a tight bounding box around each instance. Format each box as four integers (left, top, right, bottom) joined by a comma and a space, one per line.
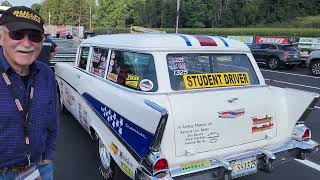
251, 44, 264, 62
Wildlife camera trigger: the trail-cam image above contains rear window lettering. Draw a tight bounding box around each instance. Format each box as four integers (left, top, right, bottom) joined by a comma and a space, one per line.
106, 50, 158, 92
167, 54, 259, 90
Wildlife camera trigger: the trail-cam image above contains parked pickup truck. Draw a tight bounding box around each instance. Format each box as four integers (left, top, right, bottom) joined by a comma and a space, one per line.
55, 34, 319, 180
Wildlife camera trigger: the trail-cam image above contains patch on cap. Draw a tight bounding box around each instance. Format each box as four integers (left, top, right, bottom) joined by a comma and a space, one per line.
0, 6, 44, 33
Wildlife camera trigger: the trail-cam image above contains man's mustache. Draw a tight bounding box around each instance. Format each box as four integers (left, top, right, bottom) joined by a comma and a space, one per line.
16, 46, 35, 53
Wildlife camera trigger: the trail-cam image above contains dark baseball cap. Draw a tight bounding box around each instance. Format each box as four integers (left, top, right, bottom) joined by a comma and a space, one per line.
0, 6, 44, 33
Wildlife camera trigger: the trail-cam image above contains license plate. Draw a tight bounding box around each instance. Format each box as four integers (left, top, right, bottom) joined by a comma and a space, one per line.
230, 156, 257, 179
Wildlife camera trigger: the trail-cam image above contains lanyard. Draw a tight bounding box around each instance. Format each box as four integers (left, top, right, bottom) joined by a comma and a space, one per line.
0, 63, 34, 166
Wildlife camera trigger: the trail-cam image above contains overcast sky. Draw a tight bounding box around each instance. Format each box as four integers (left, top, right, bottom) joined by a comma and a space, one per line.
1, 0, 43, 7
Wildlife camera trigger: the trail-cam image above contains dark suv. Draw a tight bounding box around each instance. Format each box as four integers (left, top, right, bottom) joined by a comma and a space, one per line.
250, 43, 301, 69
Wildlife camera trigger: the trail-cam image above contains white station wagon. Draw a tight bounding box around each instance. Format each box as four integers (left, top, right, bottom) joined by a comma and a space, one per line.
55, 34, 319, 180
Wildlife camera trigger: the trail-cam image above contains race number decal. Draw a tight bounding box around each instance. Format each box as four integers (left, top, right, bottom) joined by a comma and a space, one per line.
183, 72, 250, 89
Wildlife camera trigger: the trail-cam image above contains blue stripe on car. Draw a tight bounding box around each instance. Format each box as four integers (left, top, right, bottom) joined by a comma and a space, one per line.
178, 35, 192, 46
217, 37, 229, 47
82, 93, 154, 159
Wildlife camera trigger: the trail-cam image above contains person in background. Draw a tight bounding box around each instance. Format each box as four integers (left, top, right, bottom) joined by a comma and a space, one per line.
66, 32, 73, 39
36, 36, 57, 65
55, 31, 60, 38
0, 6, 59, 180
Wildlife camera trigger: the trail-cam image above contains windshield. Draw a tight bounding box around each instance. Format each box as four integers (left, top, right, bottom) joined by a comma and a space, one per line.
167, 54, 259, 90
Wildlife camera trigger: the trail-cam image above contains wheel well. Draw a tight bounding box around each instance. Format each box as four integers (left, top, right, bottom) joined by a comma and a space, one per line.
268, 56, 279, 61
310, 58, 320, 64
90, 127, 99, 141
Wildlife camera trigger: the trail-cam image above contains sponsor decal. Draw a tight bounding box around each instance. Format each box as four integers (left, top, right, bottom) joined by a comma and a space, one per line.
139, 79, 153, 91
252, 115, 272, 125
252, 123, 274, 133
218, 108, 245, 118
121, 162, 133, 177
107, 72, 118, 82
180, 160, 211, 172
251, 115, 274, 133
119, 151, 134, 167
183, 72, 250, 89
110, 143, 119, 155
125, 74, 141, 89
255, 36, 289, 44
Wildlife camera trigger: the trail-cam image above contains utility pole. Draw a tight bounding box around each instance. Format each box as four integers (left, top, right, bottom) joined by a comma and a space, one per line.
90, 1, 92, 32
175, 0, 180, 33
48, 11, 51, 34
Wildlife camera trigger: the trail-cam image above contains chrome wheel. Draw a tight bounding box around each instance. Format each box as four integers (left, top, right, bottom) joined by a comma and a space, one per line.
99, 139, 111, 169
268, 58, 278, 69
311, 62, 320, 76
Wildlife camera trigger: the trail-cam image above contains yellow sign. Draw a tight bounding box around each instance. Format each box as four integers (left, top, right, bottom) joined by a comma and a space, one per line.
121, 162, 133, 177
110, 143, 119, 154
125, 74, 141, 89
183, 72, 250, 89
180, 160, 211, 172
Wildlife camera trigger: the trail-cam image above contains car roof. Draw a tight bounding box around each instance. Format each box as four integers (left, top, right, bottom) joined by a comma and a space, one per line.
80, 33, 250, 52
256, 42, 292, 46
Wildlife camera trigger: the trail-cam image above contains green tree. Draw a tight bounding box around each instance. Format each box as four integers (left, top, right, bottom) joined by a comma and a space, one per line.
1, 0, 12, 6
31, 3, 42, 14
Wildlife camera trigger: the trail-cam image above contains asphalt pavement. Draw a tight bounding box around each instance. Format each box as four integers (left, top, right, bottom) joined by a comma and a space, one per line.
54, 66, 320, 180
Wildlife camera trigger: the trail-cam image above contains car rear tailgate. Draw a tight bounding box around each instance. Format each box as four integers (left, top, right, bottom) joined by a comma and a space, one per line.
168, 87, 278, 157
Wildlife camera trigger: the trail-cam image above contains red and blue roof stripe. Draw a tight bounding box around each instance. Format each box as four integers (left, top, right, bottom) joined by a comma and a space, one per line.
178, 34, 229, 47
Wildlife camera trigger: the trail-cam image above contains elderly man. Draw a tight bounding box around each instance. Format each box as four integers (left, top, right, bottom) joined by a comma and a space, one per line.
0, 6, 59, 180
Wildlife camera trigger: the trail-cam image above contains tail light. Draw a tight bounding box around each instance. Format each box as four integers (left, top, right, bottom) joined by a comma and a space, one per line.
153, 158, 169, 178
292, 123, 311, 141
281, 52, 289, 57
302, 129, 311, 141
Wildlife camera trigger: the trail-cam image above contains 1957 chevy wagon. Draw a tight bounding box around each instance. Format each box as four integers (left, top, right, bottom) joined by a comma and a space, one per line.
55, 34, 319, 180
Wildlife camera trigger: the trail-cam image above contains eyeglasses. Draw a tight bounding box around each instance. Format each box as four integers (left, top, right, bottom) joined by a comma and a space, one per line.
7, 30, 44, 43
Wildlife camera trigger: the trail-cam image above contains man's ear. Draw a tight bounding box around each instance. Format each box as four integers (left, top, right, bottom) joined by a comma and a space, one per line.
0, 33, 4, 46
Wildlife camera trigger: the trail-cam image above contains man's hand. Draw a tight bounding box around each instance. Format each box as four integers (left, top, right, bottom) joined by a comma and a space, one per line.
42, 159, 52, 164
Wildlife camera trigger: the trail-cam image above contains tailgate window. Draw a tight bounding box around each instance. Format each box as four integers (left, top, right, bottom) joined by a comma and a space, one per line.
167, 54, 259, 90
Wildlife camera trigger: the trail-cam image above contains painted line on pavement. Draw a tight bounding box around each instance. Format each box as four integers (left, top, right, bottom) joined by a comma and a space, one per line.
295, 159, 320, 172
261, 69, 320, 79
265, 79, 320, 90
315, 106, 320, 110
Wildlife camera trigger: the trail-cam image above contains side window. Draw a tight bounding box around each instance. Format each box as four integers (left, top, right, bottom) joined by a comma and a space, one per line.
89, 47, 109, 77
106, 50, 158, 92
78, 47, 90, 70
260, 44, 269, 49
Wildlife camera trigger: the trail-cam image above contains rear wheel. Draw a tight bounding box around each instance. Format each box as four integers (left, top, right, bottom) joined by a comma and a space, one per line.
267, 57, 279, 69
98, 139, 127, 180
310, 61, 320, 76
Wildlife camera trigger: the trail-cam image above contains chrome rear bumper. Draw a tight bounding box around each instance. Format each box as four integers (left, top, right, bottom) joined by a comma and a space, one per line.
170, 139, 319, 179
